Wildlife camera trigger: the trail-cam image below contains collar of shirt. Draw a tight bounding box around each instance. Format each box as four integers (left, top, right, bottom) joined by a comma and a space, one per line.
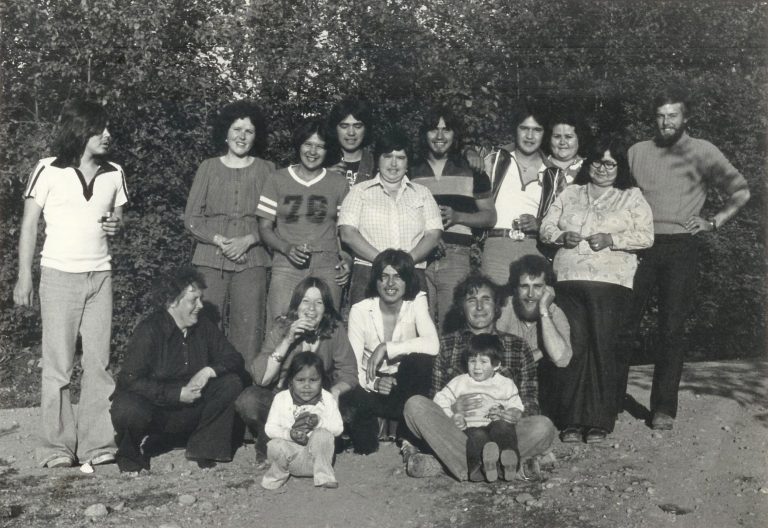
362, 173, 415, 200
510, 150, 550, 178
51, 157, 118, 175
157, 309, 200, 342
583, 183, 620, 205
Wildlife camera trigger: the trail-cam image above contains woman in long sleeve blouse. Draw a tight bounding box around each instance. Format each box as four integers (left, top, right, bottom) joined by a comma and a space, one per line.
235, 277, 357, 463
341, 249, 439, 454
539, 135, 653, 444
184, 101, 274, 369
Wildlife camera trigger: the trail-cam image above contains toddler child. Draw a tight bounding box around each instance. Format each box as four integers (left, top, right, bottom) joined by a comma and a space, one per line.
433, 334, 524, 482
261, 352, 343, 489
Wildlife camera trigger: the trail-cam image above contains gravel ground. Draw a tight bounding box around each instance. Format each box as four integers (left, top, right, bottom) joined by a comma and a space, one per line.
0, 360, 766, 528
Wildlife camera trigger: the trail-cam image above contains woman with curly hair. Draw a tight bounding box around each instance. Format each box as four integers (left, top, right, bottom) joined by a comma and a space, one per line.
184, 100, 274, 368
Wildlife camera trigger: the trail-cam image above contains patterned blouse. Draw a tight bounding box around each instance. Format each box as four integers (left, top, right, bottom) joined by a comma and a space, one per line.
184, 157, 274, 271
539, 184, 654, 289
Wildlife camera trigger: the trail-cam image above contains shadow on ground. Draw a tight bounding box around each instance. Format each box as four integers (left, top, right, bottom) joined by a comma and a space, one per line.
628, 359, 768, 411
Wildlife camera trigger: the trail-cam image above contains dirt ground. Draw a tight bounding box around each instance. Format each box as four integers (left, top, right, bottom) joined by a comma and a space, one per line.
0, 359, 766, 528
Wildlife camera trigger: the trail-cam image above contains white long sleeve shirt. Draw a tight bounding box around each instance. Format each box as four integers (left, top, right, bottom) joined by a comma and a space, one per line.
347, 292, 439, 391
264, 389, 344, 441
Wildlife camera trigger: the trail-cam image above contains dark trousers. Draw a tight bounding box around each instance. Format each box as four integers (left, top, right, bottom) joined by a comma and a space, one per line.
348, 264, 427, 306
554, 281, 631, 432
234, 384, 275, 458
465, 421, 518, 482
619, 234, 699, 418
110, 373, 243, 472
340, 353, 434, 454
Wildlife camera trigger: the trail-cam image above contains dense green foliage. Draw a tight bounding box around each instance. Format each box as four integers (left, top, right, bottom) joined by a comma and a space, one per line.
1, 0, 766, 371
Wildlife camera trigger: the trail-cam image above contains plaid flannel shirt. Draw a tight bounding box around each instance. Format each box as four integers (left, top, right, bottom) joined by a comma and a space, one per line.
431, 328, 540, 417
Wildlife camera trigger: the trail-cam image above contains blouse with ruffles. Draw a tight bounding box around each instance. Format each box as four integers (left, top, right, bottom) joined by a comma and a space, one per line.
539, 184, 654, 289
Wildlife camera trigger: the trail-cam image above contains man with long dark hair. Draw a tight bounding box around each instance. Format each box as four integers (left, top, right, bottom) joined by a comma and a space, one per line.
410, 106, 496, 330
14, 99, 127, 469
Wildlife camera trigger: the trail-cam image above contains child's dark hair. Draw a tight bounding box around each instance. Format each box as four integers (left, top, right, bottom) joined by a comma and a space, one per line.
285, 352, 329, 390
462, 334, 504, 370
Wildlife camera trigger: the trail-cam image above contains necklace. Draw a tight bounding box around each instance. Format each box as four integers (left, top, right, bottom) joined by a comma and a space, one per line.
517, 156, 540, 174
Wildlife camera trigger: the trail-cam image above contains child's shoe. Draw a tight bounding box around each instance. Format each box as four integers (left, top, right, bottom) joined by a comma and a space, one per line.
482, 442, 500, 482
500, 449, 518, 481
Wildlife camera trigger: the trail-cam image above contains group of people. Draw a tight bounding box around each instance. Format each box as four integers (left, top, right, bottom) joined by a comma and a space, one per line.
13, 87, 750, 489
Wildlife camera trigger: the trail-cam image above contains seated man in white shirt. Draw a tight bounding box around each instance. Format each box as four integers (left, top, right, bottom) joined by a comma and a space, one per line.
341, 249, 439, 454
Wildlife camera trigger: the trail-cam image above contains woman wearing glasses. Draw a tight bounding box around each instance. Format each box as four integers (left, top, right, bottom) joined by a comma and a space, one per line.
539, 136, 653, 444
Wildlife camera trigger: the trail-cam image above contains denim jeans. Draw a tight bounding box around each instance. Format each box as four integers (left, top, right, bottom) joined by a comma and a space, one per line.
197, 265, 267, 370
425, 244, 471, 331
403, 395, 556, 481
266, 252, 342, 334
37, 267, 116, 465
235, 384, 275, 458
481, 237, 541, 286
339, 353, 433, 454
620, 234, 699, 418
261, 429, 337, 489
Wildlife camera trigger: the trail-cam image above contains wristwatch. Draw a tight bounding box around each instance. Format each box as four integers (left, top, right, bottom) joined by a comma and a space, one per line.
269, 352, 285, 362
707, 216, 717, 232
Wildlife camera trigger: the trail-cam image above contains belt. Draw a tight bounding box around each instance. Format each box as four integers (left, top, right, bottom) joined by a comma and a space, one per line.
486, 229, 537, 240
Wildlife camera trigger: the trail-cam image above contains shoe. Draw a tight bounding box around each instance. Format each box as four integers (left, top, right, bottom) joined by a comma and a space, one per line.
517, 456, 542, 481
46, 456, 74, 468
399, 439, 420, 464
406, 453, 443, 478
482, 442, 500, 483
560, 427, 582, 443
584, 428, 607, 444
651, 412, 674, 430
195, 459, 217, 469
91, 453, 116, 466
254, 452, 270, 471
499, 449, 518, 481
319, 481, 339, 489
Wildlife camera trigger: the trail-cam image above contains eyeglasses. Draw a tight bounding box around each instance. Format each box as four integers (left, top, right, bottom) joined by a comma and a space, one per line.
590, 160, 618, 170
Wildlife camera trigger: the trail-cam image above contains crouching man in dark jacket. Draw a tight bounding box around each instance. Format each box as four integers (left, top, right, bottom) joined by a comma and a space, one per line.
110, 266, 244, 473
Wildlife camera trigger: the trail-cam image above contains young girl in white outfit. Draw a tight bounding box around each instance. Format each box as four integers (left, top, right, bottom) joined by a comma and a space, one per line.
261, 352, 343, 489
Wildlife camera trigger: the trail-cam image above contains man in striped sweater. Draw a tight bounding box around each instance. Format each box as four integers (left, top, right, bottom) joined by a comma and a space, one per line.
622, 86, 751, 431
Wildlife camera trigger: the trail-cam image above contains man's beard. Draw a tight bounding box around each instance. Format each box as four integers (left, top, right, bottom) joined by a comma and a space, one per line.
654, 125, 686, 147
513, 296, 539, 322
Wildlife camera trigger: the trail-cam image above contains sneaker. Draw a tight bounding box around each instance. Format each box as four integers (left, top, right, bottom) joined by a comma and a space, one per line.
406, 453, 443, 478
399, 439, 420, 464
482, 442, 500, 483
651, 412, 674, 430
46, 456, 74, 469
91, 453, 116, 466
499, 449, 518, 481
